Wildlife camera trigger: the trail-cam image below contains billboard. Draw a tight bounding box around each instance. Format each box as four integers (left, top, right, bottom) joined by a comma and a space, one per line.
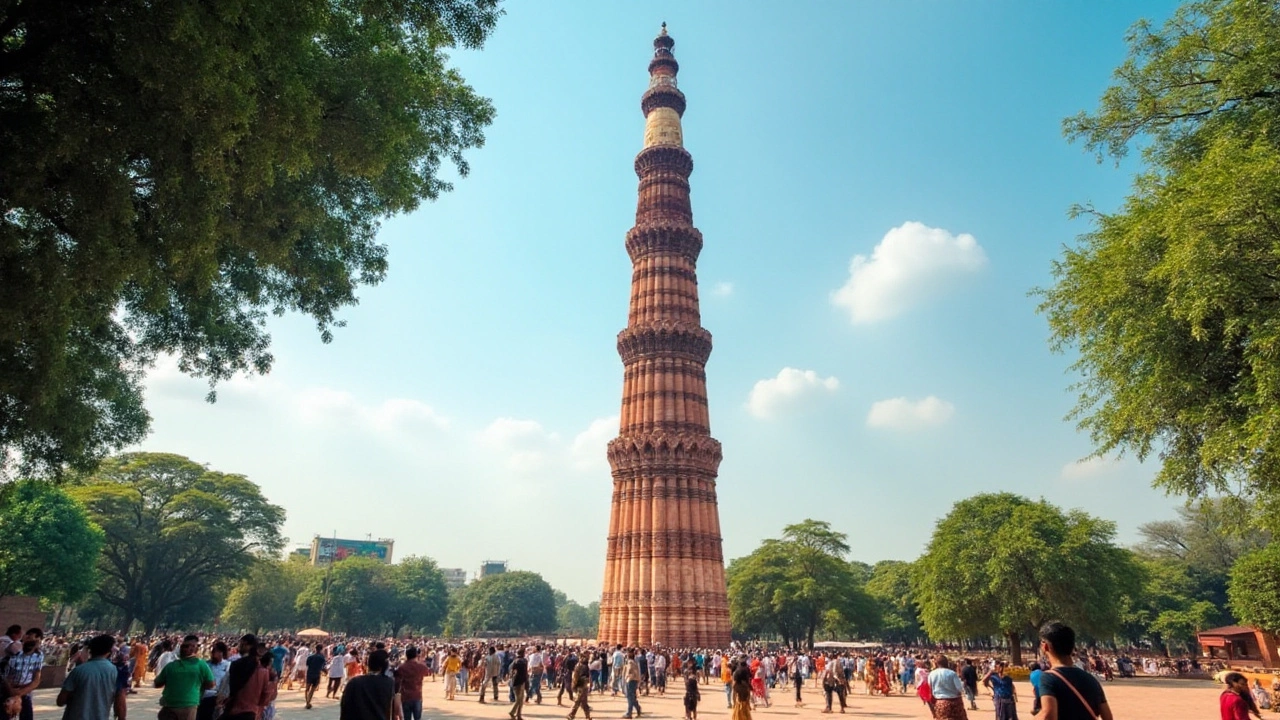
310, 536, 394, 565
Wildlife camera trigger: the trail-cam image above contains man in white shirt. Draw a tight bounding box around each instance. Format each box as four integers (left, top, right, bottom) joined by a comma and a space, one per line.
527, 646, 545, 704
153, 640, 177, 676
288, 644, 310, 690
197, 641, 230, 720
325, 652, 346, 698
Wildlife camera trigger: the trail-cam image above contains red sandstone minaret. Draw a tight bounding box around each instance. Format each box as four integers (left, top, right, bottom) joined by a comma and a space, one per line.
597, 23, 732, 649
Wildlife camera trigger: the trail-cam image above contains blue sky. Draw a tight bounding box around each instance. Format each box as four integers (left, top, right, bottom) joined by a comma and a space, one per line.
140, 1, 1185, 603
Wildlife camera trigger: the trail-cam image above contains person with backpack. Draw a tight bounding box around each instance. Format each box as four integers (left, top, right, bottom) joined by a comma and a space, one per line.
1037, 622, 1113, 720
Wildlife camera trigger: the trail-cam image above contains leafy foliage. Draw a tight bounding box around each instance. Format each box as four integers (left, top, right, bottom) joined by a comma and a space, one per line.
223, 555, 321, 632
296, 557, 394, 635
556, 600, 599, 636
68, 452, 285, 632
384, 556, 450, 634
865, 560, 925, 644
0, 480, 103, 602
727, 520, 878, 648
1040, 0, 1280, 519
453, 571, 556, 635
0, 0, 501, 476
1229, 543, 1280, 633
913, 493, 1136, 664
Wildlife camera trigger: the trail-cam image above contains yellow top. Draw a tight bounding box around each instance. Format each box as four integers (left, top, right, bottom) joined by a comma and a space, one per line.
443, 655, 461, 673
643, 106, 682, 148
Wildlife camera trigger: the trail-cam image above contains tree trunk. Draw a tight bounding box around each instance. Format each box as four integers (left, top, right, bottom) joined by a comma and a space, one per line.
120, 616, 135, 636
1006, 631, 1023, 666
807, 623, 817, 651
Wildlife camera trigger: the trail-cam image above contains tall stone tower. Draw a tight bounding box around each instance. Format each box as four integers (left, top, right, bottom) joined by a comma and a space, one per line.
597, 24, 731, 649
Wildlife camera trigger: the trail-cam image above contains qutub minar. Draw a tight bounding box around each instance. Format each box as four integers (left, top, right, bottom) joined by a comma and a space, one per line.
597, 24, 732, 648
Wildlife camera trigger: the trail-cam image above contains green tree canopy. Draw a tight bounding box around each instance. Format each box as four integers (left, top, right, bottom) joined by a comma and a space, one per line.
69, 452, 285, 632
222, 555, 320, 633
384, 556, 449, 635
1228, 543, 1280, 633
1039, 0, 1280, 521
556, 600, 599, 636
865, 560, 925, 645
1138, 497, 1267, 612
913, 493, 1136, 664
454, 571, 556, 635
727, 520, 878, 649
0, 480, 103, 602
296, 557, 394, 635
0, 0, 501, 476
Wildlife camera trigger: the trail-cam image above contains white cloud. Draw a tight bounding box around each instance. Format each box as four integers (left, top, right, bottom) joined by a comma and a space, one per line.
831, 221, 987, 324
1060, 456, 1121, 481
712, 281, 734, 297
866, 396, 955, 430
570, 416, 619, 471
477, 418, 559, 472
746, 368, 840, 419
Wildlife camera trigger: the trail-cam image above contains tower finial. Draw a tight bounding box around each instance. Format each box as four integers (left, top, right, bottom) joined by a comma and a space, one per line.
660, 21, 667, 36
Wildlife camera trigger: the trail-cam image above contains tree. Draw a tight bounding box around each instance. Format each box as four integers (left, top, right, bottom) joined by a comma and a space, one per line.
0, 0, 501, 477
1229, 543, 1280, 633
865, 560, 926, 645
727, 520, 878, 649
1116, 554, 1221, 654
454, 571, 556, 635
0, 480, 103, 602
913, 493, 1136, 664
296, 557, 395, 636
557, 600, 599, 636
384, 556, 449, 635
1138, 497, 1267, 612
1039, 0, 1280, 522
68, 452, 285, 632
222, 555, 320, 632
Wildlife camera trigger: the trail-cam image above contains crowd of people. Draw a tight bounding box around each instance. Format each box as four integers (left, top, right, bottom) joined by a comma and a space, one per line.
2, 618, 1259, 720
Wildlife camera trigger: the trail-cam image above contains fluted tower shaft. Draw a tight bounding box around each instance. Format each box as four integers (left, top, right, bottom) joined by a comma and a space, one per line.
597, 24, 731, 649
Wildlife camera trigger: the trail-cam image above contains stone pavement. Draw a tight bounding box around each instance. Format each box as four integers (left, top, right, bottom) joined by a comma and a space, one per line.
31, 676, 1221, 720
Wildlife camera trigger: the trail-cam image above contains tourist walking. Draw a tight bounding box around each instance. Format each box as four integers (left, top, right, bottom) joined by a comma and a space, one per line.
821, 654, 847, 714
154, 636, 214, 720
394, 647, 429, 720
483, 646, 502, 703
326, 647, 345, 699
731, 658, 753, 720
224, 636, 271, 720
622, 650, 642, 719
1028, 662, 1043, 716
529, 645, 545, 705
56, 635, 124, 720
508, 648, 529, 720
196, 642, 229, 720
683, 668, 700, 720
1037, 622, 1112, 720
340, 650, 395, 720
927, 656, 967, 720
442, 648, 461, 701
566, 655, 593, 720
304, 644, 327, 709
988, 662, 1018, 720
959, 659, 979, 711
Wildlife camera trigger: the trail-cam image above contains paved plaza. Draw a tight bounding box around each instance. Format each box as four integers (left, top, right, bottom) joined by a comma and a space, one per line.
31, 676, 1221, 720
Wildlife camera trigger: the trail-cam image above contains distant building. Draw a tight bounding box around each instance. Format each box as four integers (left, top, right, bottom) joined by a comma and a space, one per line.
480, 560, 507, 578
291, 547, 311, 560
441, 568, 467, 589
309, 536, 394, 566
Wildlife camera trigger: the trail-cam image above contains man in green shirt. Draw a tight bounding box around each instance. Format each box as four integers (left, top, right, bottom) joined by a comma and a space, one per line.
154, 636, 214, 720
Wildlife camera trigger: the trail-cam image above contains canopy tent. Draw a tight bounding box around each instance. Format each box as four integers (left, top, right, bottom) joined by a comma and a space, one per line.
297, 628, 330, 638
